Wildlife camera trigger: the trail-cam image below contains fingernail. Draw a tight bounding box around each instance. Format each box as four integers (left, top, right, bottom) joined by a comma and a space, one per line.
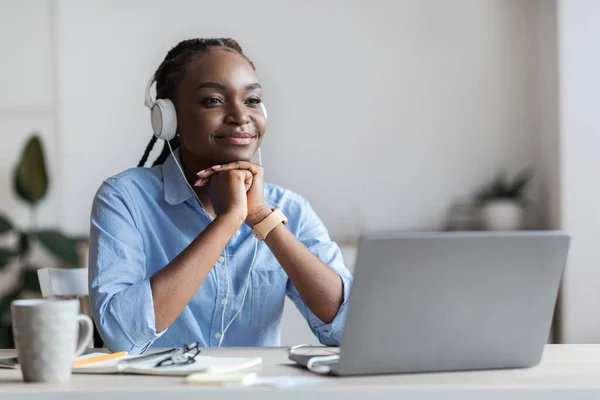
212, 165, 222, 170
193, 179, 203, 186
196, 170, 205, 176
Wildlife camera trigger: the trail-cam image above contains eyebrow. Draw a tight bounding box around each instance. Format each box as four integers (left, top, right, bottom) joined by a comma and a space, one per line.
196, 82, 262, 91
245, 83, 262, 91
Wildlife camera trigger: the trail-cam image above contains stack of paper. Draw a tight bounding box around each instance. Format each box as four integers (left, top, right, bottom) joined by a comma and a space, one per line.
73, 352, 262, 376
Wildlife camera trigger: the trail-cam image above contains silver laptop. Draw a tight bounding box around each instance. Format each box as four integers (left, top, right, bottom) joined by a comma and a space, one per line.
289, 231, 570, 376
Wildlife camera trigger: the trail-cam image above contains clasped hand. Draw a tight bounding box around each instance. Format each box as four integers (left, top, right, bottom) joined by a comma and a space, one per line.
194, 161, 270, 227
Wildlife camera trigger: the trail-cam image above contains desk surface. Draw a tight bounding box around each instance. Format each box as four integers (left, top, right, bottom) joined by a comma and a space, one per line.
1, 345, 600, 399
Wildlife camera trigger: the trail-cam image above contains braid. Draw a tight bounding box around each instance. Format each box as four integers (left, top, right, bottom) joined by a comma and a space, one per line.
138, 38, 254, 167
152, 136, 180, 167
137, 135, 157, 167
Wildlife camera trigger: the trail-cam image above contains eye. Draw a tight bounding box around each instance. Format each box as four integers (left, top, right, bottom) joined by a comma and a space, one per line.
246, 97, 262, 105
201, 97, 223, 105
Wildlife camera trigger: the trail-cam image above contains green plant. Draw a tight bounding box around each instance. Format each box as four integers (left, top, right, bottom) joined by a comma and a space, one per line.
476, 169, 532, 203
0, 134, 86, 348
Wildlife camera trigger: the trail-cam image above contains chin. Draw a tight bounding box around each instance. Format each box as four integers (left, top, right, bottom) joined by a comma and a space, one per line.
213, 148, 257, 164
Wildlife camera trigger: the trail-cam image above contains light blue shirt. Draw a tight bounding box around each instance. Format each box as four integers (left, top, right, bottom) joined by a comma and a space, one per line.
89, 152, 353, 354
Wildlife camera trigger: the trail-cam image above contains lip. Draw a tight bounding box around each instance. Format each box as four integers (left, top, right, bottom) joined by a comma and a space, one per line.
214, 132, 257, 146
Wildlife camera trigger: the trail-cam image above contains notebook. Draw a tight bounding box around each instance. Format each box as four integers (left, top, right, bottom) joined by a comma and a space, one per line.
0, 357, 18, 369
73, 350, 262, 376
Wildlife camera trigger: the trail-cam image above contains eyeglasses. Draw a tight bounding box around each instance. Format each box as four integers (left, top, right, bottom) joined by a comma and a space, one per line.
155, 342, 202, 368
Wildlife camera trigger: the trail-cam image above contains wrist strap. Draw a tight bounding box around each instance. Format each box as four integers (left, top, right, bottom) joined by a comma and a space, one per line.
252, 208, 288, 241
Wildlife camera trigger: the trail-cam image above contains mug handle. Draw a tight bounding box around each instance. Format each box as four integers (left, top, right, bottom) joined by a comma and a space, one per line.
74, 314, 93, 357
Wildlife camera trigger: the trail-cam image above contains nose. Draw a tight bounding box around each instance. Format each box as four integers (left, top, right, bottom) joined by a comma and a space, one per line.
225, 102, 251, 125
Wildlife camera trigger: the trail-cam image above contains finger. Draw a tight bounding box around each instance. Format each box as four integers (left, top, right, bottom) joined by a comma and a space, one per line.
196, 163, 245, 178
196, 169, 218, 178
244, 173, 254, 192
212, 161, 263, 176
231, 169, 253, 180
193, 177, 208, 187
211, 162, 241, 170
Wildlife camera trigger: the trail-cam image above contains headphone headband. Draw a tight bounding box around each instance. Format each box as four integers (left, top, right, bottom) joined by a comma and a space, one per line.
144, 75, 155, 109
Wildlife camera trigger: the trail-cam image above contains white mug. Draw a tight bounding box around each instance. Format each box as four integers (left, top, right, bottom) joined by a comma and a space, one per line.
11, 299, 93, 383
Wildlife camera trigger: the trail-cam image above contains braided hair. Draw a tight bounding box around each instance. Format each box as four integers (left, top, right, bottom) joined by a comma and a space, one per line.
138, 38, 255, 167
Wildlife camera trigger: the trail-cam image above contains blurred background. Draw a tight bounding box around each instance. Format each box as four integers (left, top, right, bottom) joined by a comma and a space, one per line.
0, 0, 599, 347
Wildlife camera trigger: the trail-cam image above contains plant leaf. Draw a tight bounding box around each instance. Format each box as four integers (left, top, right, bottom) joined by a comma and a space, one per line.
13, 135, 49, 205
0, 214, 12, 234
0, 288, 20, 348
36, 229, 79, 266
509, 169, 532, 197
0, 294, 12, 319
0, 299, 13, 347
18, 232, 30, 255
13, 168, 30, 205
0, 324, 14, 349
0, 287, 20, 317
71, 235, 89, 245
477, 169, 533, 201
0, 248, 19, 269
21, 268, 40, 293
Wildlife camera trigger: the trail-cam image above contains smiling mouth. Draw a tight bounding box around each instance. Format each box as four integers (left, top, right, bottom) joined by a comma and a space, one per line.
214, 134, 257, 145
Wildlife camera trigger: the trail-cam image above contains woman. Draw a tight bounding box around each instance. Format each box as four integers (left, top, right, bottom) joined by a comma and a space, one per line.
89, 38, 352, 354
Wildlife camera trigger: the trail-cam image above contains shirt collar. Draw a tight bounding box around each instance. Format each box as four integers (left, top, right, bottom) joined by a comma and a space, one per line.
162, 148, 195, 206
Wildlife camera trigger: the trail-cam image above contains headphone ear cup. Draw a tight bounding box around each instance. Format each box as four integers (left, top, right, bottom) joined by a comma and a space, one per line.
151, 99, 178, 141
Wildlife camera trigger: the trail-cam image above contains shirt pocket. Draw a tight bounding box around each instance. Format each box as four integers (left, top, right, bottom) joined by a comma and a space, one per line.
250, 268, 288, 328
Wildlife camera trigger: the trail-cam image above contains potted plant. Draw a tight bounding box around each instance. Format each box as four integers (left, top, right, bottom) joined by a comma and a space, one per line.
0, 134, 85, 348
476, 169, 532, 231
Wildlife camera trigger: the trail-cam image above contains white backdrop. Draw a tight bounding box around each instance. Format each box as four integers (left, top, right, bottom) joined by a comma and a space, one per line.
558, 0, 600, 343
52, 0, 538, 240
3, 0, 568, 345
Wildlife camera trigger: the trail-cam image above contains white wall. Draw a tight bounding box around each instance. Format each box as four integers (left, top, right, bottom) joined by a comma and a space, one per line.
2, 0, 555, 345
534, 0, 560, 232
51, 0, 542, 346
53, 0, 539, 240
532, 0, 561, 343
557, 0, 600, 343
0, 0, 59, 230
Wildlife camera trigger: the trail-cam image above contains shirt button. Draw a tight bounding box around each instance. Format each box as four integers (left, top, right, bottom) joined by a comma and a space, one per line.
221, 298, 228, 305
218, 256, 225, 264
215, 332, 222, 340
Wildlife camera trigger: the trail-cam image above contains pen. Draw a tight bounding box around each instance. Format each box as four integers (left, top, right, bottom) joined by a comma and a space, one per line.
73, 351, 128, 367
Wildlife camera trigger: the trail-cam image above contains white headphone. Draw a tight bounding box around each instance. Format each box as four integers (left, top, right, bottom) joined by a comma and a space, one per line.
144, 74, 266, 346
144, 75, 267, 141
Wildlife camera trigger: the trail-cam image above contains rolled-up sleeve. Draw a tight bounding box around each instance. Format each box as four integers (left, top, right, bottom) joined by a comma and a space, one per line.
88, 179, 165, 354
285, 198, 353, 346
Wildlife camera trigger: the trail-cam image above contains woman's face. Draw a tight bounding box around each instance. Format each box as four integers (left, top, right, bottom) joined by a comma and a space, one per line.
174, 48, 266, 166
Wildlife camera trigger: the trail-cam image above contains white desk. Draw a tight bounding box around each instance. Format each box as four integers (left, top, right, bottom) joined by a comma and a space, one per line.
1, 345, 600, 399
